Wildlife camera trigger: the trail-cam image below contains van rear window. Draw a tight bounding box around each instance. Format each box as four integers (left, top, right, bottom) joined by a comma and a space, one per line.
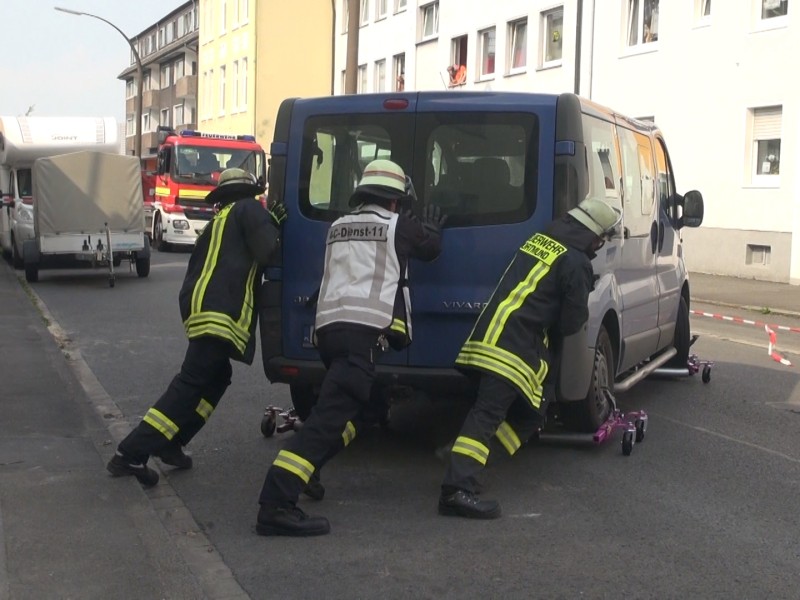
298, 111, 538, 226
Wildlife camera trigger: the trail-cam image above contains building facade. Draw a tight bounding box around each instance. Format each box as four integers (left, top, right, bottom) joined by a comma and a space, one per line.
118, 1, 200, 163
333, 0, 798, 283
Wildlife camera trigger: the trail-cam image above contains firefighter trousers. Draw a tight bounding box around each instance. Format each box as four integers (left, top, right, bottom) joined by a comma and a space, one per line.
258, 326, 380, 507
442, 373, 545, 494
118, 337, 233, 464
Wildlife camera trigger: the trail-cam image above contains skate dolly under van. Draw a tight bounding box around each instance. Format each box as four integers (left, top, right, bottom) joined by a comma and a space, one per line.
537, 388, 648, 456
650, 336, 714, 383
260, 406, 302, 437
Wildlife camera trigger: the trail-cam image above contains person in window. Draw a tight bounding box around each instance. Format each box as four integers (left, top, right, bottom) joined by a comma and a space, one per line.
106, 168, 287, 487
447, 64, 467, 86
396, 71, 405, 92
437, 198, 621, 519
255, 159, 446, 536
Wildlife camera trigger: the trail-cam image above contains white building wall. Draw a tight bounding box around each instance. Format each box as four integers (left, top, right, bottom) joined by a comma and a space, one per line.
335, 0, 798, 282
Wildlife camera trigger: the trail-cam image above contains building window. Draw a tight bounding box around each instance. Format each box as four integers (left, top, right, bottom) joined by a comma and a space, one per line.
509, 18, 527, 71
357, 64, 367, 93
360, 0, 370, 25
421, 2, 439, 40
175, 57, 185, 80
126, 116, 134, 137
341, 70, 347, 93
377, 0, 388, 19
752, 106, 782, 177
762, 0, 788, 18
174, 104, 184, 127
160, 108, 170, 128
160, 64, 171, 89
395, 0, 407, 12
627, 0, 659, 46
220, 0, 227, 33
703, 0, 711, 16
393, 53, 405, 91
449, 35, 468, 85
232, 60, 240, 110
126, 79, 136, 99
375, 59, 386, 92
478, 27, 496, 78
241, 58, 248, 110
541, 8, 563, 65
219, 66, 226, 114
342, 0, 349, 33
142, 112, 151, 133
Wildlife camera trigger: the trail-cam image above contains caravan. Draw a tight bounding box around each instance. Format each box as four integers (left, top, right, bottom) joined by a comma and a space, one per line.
0, 116, 120, 268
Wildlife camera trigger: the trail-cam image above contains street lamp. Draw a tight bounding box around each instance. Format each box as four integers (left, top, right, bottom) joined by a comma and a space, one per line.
54, 6, 143, 159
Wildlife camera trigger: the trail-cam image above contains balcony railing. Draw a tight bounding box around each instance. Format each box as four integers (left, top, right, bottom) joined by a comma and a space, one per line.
175, 75, 197, 99
142, 89, 161, 109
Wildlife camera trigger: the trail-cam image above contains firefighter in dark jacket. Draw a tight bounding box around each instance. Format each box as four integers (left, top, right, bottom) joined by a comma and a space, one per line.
438, 198, 621, 519
256, 159, 445, 537
107, 168, 286, 487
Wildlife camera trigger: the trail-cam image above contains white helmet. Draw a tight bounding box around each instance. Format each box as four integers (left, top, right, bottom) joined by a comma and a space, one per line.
568, 199, 622, 238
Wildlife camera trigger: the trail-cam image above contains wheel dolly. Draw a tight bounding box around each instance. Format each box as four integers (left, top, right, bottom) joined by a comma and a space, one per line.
260, 406, 302, 438
536, 388, 648, 456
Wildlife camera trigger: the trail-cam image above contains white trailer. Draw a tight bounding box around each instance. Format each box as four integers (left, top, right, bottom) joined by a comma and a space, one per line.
0, 116, 119, 268
23, 151, 150, 287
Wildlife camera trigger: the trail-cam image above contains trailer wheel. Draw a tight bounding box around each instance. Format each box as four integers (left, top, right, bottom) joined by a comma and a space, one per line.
25, 262, 39, 283
135, 256, 151, 278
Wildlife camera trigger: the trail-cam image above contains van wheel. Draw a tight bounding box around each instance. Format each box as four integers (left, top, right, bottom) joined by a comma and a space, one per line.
154, 216, 170, 252
290, 383, 318, 422
560, 326, 614, 433
25, 262, 39, 283
666, 297, 690, 368
11, 236, 23, 270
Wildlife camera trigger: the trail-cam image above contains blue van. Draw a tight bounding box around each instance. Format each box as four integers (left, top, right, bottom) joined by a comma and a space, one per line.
259, 91, 704, 432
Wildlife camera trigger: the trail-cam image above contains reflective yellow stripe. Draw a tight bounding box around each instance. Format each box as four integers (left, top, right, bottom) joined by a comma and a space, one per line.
484, 262, 548, 345
460, 341, 545, 392
390, 318, 406, 334
196, 398, 214, 421
272, 450, 315, 484
155, 186, 171, 197
191, 204, 232, 315
184, 311, 250, 345
236, 262, 258, 336
178, 188, 210, 199
496, 421, 522, 455
342, 421, 357, 447
143, 408, 179, 440
451, 436, 490, 465
456, 345, 545, 409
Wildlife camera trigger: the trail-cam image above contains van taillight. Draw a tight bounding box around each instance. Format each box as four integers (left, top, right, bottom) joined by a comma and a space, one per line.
383, 98, 409, 110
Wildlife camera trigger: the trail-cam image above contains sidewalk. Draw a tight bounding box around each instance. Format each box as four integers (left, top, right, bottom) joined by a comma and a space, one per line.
1, 263, 799, 598
0, 263, 245, 600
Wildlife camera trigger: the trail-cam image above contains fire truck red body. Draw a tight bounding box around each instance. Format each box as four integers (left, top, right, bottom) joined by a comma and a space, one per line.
143, 126, 266, 250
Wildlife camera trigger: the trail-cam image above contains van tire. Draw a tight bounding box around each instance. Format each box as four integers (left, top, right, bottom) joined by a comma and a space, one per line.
11, 236, 23, 270
154, 215, 170, 252
666, 296, 690, 368
24, 262, 39, 283
290, 383, 318, 422
560, 325, 614, 433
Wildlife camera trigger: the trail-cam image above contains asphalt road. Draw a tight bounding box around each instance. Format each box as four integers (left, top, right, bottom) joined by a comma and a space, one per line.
23, 252, 800, 599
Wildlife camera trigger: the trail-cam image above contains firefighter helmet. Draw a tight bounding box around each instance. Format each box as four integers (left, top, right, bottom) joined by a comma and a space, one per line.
568, 199, 622, 238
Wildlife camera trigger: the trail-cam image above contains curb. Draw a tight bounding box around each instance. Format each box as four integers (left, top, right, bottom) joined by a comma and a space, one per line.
15, 273, 250, 600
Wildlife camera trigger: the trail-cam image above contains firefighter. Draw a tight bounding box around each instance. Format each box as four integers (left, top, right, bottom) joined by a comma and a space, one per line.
438, 198, 622, 519
255, 159, 445, 536
107, 168, 286, 487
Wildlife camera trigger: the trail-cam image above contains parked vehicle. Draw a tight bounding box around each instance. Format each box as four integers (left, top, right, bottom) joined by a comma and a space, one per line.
259, 91, 704, 431
23, 151, 150, 287
0, 116, 119, 269
144, 126, 267, 251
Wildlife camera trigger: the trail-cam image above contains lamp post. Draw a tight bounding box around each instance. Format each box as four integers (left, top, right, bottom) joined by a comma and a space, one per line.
55, 6, 143, 159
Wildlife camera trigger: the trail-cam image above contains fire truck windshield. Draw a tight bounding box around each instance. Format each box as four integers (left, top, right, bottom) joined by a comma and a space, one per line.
172, 145, 263, 185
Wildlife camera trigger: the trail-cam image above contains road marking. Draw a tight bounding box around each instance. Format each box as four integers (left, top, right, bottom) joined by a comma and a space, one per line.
652, 412, 800, 465
509, 513, 542, 518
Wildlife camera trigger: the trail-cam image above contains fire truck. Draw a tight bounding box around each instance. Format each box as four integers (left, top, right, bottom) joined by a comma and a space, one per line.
143, 127, 266, 250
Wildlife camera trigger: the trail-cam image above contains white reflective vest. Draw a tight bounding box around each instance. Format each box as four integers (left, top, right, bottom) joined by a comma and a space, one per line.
315, 204, 411, 339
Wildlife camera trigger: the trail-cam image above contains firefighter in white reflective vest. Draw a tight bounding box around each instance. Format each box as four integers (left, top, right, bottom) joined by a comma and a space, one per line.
107, 169, 286, 487
438, 198, 622, 519
256, 159, 445, 537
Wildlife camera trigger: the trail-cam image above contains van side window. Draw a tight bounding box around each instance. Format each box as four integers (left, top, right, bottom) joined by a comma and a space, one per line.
17, 169, 32, 197
635, 132, 655, 218
299, 115, 413, 220
582, 115, 621, 205
618, 127, 653, 238
415, 112, 538, 227
654, 138, 675, 215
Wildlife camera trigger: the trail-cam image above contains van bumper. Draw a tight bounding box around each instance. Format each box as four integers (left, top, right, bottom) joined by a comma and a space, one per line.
264, 357, 473, 396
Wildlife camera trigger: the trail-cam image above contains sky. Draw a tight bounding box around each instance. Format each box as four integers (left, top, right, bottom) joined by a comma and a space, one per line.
0, 0, 186, 123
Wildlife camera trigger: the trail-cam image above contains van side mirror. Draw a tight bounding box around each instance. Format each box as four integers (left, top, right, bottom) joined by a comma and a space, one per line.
677, 190, 704, 229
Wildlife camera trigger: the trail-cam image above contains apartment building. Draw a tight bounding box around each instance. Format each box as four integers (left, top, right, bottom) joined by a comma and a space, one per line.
335, 0, 799, 283
198, 0, 333, 150
118, 1, 200, 162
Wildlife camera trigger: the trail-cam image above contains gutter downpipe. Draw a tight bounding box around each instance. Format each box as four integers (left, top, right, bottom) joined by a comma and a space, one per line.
574, 0, 584, 95
331, 0, 336, 95
589, 0, 597, 100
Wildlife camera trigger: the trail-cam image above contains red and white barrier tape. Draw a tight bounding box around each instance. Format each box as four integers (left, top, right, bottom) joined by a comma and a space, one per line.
690, 310, 800, 334
691, 309, 793, 366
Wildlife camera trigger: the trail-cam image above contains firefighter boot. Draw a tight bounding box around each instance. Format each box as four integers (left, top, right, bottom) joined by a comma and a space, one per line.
107, 452, 159, 488
155, 442, 193, 470
438, 489, 501, 519
256, 504, 330, 537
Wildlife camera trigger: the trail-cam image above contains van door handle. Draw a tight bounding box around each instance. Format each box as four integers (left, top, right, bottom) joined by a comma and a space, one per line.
650, 221, 658, 254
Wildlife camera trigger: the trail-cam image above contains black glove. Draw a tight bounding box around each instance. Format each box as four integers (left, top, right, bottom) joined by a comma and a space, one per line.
267, 198, 287, 227
421, 204, 447, 234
